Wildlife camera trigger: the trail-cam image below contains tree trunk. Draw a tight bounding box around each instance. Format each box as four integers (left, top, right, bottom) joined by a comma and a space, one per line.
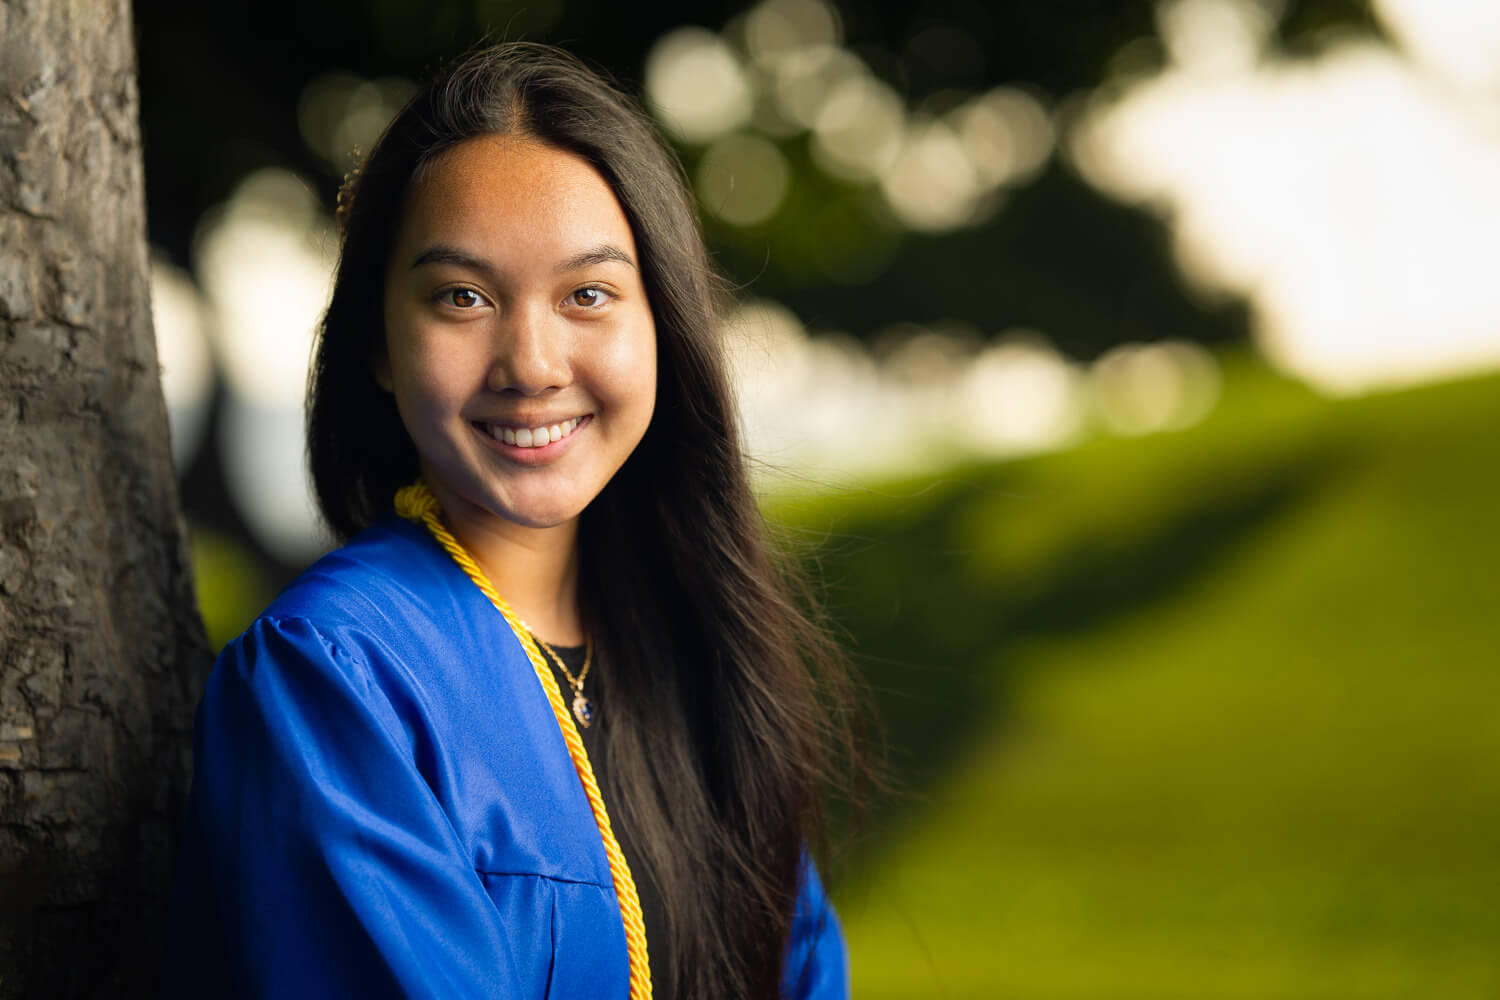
0, 0, 210, 995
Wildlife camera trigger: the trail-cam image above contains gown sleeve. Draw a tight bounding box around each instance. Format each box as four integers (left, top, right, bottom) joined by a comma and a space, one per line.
780, 852, 851, 1000
161, 615, 524, 999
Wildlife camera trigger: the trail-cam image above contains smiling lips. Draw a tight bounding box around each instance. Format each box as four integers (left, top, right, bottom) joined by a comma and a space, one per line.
478, 416, 585, 448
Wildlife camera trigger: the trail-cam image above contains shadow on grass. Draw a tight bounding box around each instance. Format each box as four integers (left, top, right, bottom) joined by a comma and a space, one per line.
799, 441, 1353, 881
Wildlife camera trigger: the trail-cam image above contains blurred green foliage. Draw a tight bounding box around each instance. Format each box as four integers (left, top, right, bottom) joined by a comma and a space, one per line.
190, 528, 275, 653
770, 357, 1500, 996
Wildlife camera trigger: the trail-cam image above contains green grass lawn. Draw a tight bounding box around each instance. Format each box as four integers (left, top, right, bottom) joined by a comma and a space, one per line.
773, 355, 1500, 998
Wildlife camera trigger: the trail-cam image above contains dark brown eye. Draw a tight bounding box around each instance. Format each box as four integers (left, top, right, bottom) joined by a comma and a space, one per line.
569, 287, 612, 308
445, 288, 481, 308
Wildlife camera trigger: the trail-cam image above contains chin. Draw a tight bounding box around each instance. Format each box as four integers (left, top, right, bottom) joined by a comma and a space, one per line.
491, 498, 589, 531
507, 512, 577, 530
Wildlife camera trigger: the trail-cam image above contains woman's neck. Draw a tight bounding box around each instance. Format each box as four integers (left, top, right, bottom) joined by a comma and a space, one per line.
424, 480, 584, 645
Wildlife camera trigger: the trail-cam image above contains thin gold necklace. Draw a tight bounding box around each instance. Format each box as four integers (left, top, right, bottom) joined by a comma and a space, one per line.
532, 633, 595, 728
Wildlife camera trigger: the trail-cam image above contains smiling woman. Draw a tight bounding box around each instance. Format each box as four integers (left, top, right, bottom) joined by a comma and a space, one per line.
160, 43, 858, 1000
378, 136, 658, 568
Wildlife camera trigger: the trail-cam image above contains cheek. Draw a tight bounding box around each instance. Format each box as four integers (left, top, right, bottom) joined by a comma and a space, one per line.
634, 336, 659, 408
598, 328, 657, 421
600, 316, 660, 407
385, 316, 479, 407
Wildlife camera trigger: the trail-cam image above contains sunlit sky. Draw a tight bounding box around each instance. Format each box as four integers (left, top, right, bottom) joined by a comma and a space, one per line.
151, 0, 1500, 557
1071, 0, 1500, 394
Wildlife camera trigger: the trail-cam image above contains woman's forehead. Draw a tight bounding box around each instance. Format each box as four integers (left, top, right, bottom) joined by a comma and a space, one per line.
395, 136, 637, 261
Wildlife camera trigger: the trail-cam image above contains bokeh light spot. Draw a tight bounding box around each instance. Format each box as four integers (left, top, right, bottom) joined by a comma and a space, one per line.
298, 73, 416, 173
880, 118, 983, 231
811, 74, 906, 181
697, 133, 791, 227
1090, 340, 1222, 435
744, 0, 842, 65
149, 254, 213, 470
645, 28, 754, 144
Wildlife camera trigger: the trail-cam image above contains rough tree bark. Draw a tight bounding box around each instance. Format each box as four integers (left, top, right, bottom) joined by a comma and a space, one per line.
0, 0, 210, 995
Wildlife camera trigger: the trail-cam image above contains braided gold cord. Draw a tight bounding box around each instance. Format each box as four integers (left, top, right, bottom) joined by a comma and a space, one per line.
395, 484, 652, 1000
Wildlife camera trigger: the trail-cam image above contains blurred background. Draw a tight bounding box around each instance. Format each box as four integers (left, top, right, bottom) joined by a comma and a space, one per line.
135, 0, 1500, 995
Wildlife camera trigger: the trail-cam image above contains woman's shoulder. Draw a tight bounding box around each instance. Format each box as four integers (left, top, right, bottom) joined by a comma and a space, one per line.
216, 512, 488, 689
264, 511, 450, 625
216, 511, 538, 705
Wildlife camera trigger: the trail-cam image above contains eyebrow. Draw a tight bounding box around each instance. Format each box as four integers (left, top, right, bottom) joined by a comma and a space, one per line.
410, 245, 490, 271
409, 243, 637, 273
559, 244, 637, 272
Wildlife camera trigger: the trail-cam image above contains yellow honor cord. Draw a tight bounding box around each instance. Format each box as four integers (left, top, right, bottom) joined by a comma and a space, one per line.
395, 483, 653, 1000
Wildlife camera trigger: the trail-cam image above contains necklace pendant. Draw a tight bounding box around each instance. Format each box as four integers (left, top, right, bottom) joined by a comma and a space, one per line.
572, 694, 596, 728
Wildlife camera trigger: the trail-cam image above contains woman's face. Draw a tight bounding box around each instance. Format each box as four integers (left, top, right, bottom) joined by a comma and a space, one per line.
380, 135, 657, 534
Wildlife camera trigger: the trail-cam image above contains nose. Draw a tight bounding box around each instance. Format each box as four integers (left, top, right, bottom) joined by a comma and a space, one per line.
487, 302, 570, 396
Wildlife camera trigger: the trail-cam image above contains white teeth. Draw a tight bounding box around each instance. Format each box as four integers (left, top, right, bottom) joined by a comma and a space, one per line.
488, 417, 582, 448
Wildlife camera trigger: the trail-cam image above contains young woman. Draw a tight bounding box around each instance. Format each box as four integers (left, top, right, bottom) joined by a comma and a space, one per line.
162, 43, 856, 999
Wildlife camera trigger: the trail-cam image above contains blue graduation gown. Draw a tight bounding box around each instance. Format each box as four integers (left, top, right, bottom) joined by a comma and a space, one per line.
161, 513, 848, 999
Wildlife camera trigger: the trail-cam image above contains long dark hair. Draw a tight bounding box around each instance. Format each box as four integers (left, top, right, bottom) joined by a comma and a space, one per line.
308, 43, 859, 999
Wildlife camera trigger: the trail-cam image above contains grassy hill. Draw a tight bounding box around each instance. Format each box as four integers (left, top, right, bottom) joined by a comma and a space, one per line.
772, 354, 1500, 998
